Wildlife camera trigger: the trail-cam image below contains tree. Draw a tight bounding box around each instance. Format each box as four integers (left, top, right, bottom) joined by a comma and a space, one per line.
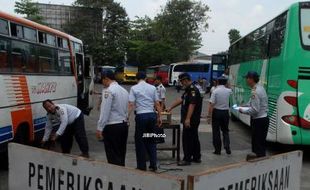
14, 0, 43, 23
228, 29, 241, 44
155, 0, 210, 61
66, 0, 129, 66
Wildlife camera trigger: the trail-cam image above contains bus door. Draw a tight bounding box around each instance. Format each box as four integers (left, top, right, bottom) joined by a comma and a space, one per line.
75, 53, 92, 115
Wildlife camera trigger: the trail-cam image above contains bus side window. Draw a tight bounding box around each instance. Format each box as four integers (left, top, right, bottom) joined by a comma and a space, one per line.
0, 38, 9, 72
269, 12, 287, 57
10, 23, 23, 39
0, 19, 9, 35
11, 40, 37, 73
39, 46, 58, 73
58, 50, 72, 74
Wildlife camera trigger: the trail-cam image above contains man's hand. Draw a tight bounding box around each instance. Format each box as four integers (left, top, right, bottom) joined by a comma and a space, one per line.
207, 116, 212, 124
50, 134, 58, 141
157, 117, 163, 127
40, 140, 46, 148
96, 130, 104, 140
239, 108, 244, 113
184, 118, 191, 128
165, 107, 172, 113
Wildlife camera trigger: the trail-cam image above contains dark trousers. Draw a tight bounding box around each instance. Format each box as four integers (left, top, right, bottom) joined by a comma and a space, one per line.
103, 123, 128, 166
182, 123, 201, 162
212, 109, 230, 152
60, 113, 89, 155
135, 113, 157, 170
251, 117, 269, 157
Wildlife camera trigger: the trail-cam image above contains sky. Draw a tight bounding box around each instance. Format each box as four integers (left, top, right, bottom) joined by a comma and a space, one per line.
1, 0, 308, 55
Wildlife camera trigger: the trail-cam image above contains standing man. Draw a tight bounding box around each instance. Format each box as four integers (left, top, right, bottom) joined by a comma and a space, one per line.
166, 73, 202, 166
41, 100, 89, 158
239, 71, 269, 161
207, 77, 232, 155
129, 72, 162, 171
154, 76, 166, 111
97, 70, 129, 166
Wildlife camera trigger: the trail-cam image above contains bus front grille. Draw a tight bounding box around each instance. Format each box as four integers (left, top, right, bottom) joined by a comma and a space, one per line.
298, 67, 310, 80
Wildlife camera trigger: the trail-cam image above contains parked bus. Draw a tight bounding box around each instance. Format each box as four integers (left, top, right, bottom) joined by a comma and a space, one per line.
211, 53, 228, 80
146, 64, 169, 85
0, 11, 93, 152
115, 65, 138, 83
229, 2, 310, 145
168, 61, 211, 86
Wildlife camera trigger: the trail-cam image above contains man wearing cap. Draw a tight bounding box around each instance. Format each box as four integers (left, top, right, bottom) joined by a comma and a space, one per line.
207, 76, 232, 155
97, 70, 129, 166
166, 73, 203, 166
239, 71, 269, 161
41, 100, 89, 158
154, 76, 166, 111
128, 72, 162, 171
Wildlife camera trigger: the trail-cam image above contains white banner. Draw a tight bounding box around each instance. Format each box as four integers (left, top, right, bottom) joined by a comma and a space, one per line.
9, 143, 184, 190
187, 151, 303, 190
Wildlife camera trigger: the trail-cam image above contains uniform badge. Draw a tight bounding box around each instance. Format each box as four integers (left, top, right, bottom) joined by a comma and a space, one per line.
191, 91, 196, 97
104, 92, 109, 99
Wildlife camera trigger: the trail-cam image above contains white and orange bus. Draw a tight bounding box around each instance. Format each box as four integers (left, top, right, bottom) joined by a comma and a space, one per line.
0, 11, 94, 152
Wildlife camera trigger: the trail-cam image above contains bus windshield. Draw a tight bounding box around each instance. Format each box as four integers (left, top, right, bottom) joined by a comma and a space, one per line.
300, 7, 310, 48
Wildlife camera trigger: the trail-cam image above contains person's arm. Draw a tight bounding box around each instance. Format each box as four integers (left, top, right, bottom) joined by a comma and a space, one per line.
155, 101, 162, 127
161, 88, 166, 110
240, 93, 260, 115
184, 104, 195, 128
166, 98, 182, 112
42, 118, 53, 143
128, 88, 136, 118
55, 107, 68, 139
96, 91, 113, 139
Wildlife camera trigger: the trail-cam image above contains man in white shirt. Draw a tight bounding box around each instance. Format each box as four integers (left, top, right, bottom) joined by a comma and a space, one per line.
41, 100, 89, 158
97, 70, 129, 166
129, 72, 162, 171
154, 76, 166, 110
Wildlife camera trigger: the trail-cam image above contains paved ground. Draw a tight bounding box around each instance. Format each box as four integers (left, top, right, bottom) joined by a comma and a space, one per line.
1, 84, 310, 189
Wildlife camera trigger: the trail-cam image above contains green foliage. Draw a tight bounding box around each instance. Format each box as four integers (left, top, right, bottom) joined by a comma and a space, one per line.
66, 0, 129, 66
127, 0, 210, 67
14, 0, 44, 23
228, 29, 241, 44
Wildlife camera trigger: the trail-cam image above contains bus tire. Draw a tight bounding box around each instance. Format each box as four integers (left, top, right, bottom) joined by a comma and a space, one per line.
230, 113, 239, 122
13, 123, 30, 145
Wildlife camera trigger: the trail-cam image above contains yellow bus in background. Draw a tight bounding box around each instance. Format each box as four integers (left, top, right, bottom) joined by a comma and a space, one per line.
115, 65, 138, 83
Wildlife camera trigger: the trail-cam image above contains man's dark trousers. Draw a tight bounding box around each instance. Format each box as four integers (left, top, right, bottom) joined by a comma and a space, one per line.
103, 122, 128, 166
212, 109, 230, 152
182, 123, 201, 162
60, 113, 89, 155
135, 112, 157, 170
251, 117, 269, 157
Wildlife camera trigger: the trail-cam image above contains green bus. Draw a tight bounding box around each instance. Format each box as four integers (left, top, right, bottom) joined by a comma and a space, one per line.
229, 2, 310, 145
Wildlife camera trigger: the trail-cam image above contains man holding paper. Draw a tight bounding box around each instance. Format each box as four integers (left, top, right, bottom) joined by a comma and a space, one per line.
239, 71, 269, 161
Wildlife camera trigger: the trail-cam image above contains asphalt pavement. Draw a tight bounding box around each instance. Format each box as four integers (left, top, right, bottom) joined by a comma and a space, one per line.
1, 84, 310, 190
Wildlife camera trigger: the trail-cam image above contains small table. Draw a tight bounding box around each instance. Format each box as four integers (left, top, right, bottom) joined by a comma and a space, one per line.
157, 121, 181, 162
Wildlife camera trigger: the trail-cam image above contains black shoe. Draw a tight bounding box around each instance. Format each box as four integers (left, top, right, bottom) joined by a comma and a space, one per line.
192, 159, 202, 163
226, 149, 232, 155
213, 151, 221, 155
246, 153, 258, 161
149, 165, 157, 172
177, 161, 191, 166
